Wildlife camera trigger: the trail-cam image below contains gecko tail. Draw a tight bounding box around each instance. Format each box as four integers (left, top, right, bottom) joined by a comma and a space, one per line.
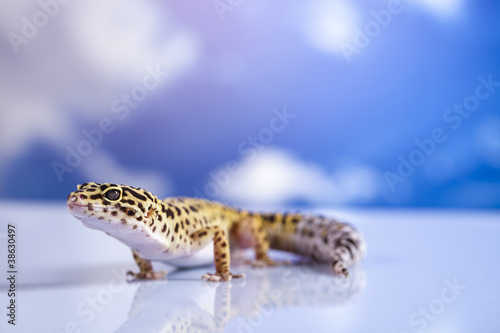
292, 215, 365, 265
332, 259, 350, 277
259, 212, 366, 277
325, 222, 366, 277
328, 240, 363, 277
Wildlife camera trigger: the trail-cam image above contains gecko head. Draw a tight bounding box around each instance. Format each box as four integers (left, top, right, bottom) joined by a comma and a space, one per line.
67, 182, 159, 233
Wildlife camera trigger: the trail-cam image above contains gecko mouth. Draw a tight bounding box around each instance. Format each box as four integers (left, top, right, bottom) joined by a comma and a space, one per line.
67, 203, 118, 217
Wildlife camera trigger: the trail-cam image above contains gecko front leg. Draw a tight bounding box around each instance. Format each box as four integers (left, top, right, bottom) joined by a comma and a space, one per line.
193, 226, 245, 282
127, 250, 167, 280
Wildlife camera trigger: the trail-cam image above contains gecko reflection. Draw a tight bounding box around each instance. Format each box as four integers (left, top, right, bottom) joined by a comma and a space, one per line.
113, 264, 366, 333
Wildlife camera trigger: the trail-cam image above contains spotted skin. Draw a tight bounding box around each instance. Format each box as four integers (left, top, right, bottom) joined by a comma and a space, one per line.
67, 182, 366, 281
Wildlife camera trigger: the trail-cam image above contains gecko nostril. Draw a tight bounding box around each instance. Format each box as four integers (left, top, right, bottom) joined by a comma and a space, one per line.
71, 196, 77, 202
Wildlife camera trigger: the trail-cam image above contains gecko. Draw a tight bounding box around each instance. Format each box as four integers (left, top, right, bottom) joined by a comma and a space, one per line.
67, 182, 366, 282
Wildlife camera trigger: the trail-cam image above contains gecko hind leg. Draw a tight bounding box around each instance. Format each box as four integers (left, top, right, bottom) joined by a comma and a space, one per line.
127, 250, 167, 280
238, 216, 290, 269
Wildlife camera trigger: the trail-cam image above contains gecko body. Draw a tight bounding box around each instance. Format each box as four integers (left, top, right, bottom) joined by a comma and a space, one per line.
67, 182, 366, 281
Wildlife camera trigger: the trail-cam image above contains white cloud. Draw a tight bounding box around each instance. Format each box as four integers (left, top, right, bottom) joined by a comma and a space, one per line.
65, 0, 200, 80
79, 149, 172, 199
0, 0, 200, 175
299, 0, 359, 57
298, 0, 464, 59
413, 0, 464, 19
217, 148, 382, 206
0, 93, 73, 160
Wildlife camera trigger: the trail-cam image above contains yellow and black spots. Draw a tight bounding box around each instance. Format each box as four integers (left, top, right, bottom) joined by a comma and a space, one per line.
193, 225, 245, 281
248, 212, 365, 276
68, 182, 366, 282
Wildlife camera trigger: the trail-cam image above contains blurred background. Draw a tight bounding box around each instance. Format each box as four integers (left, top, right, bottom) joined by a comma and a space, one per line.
0, 0, 499, 208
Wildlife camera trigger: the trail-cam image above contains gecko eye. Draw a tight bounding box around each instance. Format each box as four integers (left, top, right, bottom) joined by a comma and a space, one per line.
104, 189, 121, 201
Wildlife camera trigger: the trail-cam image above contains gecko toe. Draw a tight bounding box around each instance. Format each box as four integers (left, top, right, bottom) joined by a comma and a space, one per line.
127, 270, 167, 281
202, 272, 245, 282
246, 258, 290, 268
232, 273, 246, 279
202, 273, 222, 282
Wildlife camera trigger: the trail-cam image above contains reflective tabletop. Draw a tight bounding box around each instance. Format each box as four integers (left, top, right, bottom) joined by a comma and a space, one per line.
0, 202, 499, 332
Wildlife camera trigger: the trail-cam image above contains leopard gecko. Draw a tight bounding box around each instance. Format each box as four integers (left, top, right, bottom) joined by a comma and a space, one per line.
67, 182, 366, 281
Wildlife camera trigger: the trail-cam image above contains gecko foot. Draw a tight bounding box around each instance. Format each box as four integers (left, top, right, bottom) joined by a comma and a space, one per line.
126, 270, 167, 281
201, 272, 246, 282
245, 257, 291, 268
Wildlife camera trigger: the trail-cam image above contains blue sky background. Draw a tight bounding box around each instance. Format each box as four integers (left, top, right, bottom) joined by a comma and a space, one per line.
0, 0, 499, 208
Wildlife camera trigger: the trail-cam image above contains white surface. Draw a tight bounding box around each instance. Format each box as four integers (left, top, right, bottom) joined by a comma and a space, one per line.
0, 201, 499, 333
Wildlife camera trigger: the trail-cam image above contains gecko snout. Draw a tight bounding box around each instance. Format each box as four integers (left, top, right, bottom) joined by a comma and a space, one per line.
66, 192, 87, 205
